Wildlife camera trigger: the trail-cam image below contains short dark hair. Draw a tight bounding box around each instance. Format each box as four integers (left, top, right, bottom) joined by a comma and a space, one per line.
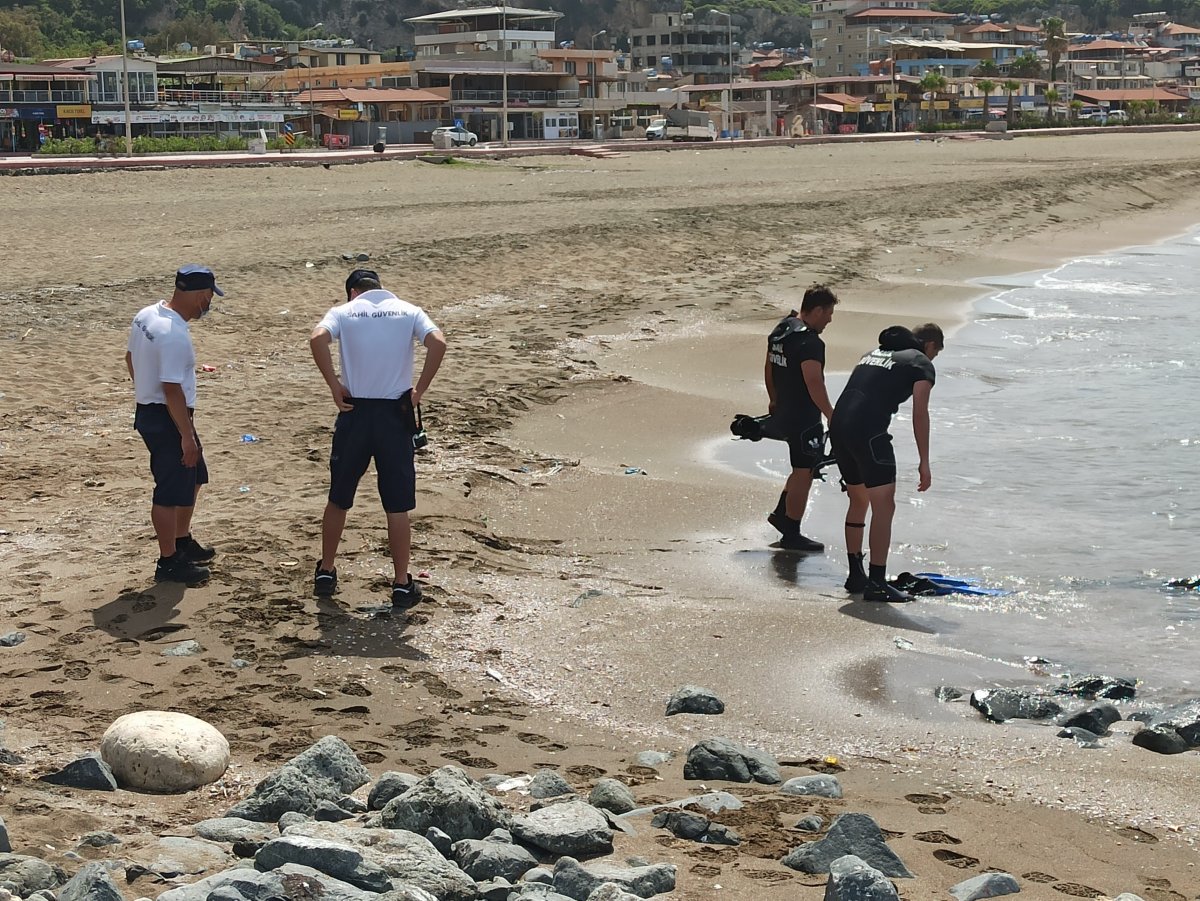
800, 284, 838, 313
345, 268, 381, 300
913, 322, 945, 351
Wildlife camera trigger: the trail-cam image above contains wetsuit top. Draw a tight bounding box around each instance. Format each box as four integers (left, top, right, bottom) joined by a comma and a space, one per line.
767, 315, 825, 431
833, 326, 936, 433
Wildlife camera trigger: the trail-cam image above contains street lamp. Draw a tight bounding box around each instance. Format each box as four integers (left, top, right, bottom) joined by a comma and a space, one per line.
710, 10, 733, 138
118, 0, 133, 156
591, 29, 606, 140
500, 2, 509, 147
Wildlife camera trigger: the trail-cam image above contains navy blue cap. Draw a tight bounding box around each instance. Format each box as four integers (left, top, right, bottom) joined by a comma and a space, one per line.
175, 264, 224, 296
345, 268, 380, 299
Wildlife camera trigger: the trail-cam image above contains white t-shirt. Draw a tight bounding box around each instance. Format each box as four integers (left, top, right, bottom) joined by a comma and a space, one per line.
128, 301, 197, 407
317, 289, 439, 400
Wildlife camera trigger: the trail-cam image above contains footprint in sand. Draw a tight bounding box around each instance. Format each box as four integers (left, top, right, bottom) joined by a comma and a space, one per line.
914, 831, 961, 845
516, 732, 567, 752
1051, 884, 1104, 898
1022, 872, 1058, 883
933, 849, 979, 868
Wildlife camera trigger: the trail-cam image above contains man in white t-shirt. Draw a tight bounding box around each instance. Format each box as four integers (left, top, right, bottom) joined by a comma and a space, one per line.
125, 264, 224, 584
309, 268, 447, 607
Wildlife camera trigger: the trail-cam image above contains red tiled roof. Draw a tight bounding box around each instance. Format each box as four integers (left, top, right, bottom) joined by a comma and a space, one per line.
1161, 23, 1200, 35
1073, 87, 1189, 102
1067, 39, 1147, 52
966, 23, 1011, 33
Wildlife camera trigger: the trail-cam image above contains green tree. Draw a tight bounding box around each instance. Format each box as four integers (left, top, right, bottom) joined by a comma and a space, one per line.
919, 68, 947, 125
1069, 98, 1083, 123
0, 7, 47, 57
1043, 87, 1060, 122
1002, 79, 1021, 123
1009, 53, 1042, 79
974, 58, 999, 78
1042, 16, 1068, 83
976, 78, 996, 119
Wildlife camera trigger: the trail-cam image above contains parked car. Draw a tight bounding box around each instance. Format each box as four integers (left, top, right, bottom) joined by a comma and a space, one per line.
1106, 109, 1128, 122
432, 125, 478, 146
645, 117, 667, 140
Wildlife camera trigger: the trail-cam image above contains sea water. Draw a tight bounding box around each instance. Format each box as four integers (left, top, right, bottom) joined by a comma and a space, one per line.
717, 228, 1200, 704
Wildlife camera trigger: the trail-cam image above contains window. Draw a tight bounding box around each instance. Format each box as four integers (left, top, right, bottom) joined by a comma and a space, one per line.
366, 77, 377, 87
565, 61, 576, 74
336, 53, 346, 65
647, 36, 656, 46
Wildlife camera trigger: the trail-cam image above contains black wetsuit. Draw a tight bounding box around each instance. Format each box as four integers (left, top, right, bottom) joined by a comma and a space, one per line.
767, 316, 825, 468
830, 326, 936, 488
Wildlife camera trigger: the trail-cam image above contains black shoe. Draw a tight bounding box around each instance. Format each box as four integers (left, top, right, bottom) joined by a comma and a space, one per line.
767, 511, 798, 537
845, 564, 868, 594
176, 534, 216, 564
155, 554, 210, 585
314, 563, 338, 597
392, 575, 423, 609
862, 578, 912, 603
779, 533, 824, 552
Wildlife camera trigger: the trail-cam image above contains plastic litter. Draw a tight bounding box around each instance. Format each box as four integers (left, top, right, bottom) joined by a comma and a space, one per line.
623, 467, 647, 475
239, 434, 259, 443
200, 364, 217, 372
238, 486, 250, 493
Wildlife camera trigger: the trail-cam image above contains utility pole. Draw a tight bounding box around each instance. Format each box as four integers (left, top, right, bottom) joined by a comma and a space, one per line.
501, 2, 509, 146
118, 0, 134, 156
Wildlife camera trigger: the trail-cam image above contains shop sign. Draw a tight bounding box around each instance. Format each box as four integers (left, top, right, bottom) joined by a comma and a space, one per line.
56, 104, 92, 118
338, 109, 360, 120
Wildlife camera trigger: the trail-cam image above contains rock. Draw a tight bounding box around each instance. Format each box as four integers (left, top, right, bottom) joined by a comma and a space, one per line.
424, 827, 453, 857
1149, 699, 1200, 747
377, 887, 439, 901
969, 689, 1062, 723
781, 813, 913, 878
135, 836, 232, 879
157, 863, 373, 901
77, 832, 121, 848
0, 854, 68, 895
551, 857, 676, 901
934, 686, 964, 702
451, 834, 537, 883
587, 884, 643, 901
950, 871, 1021, 900
255, 835, 391, 892
631, 751, 671, 768
665, 686, 725, 717
823, 855, 898, 901
193, 818, 275, 846
57, 862, 123, 901
474, 876, 513, 901
796, 815, 824, 832
780, 775, 843, 799
162, 640, 202, 657
1057, 727, 1101, 747
337, 796, 368, 814
682, 738, 780, 784
38, 755, 117, 791
99, 711, 228, 793
0, 633, 26, 648
674, 791, 743, 814
588, 779, 636, 815
512, 800, 613, 857
380, 765, 511, 842
0, 817, 9, 853
1112, 895, 1147, 901
649, 811, 738, 847
1055, 675, 1136, 701
228, 736, 370, 821
278, 812, 309, 832
529, 770, 575, 799
315, 801, 355, 822
368, 772, 420, 811
282, 816, 477, 901
1058, 703, 1122, 736
524, 866, 554, 884
1132, 725, 1189, 755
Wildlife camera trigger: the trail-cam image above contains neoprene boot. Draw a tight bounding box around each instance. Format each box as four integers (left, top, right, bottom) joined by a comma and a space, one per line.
863, 563, 912, 603
844, 553, 868, 594
767, 491, 797, 536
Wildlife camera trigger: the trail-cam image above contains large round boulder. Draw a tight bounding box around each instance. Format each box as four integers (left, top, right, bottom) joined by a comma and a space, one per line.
100, 711, 229, 792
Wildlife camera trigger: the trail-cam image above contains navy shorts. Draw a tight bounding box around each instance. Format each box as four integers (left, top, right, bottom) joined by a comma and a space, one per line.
135, 404, 209, 507
786, 421, 825, 470
328, 395, 417, 513
829, 425, 896, 489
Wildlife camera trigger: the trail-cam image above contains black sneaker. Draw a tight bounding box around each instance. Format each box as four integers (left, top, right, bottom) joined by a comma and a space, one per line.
176, 535, 216, 564
779, 533, 824, 553
767, 511, 798, 537
392, 575, 423, 609
862, 579, 913, 603
155, 554, 210, 585
314, 563, 338, 597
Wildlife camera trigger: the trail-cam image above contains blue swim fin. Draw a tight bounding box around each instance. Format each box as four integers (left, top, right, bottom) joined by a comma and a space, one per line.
915, 572, 1008, 597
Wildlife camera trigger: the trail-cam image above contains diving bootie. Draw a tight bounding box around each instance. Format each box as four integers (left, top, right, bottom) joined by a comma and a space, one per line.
845, 553, 868, 594
863, 578, 913, 603
767, 491, 795, 536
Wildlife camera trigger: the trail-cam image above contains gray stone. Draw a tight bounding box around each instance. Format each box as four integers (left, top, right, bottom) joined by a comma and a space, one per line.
781, 775, 843, 799
424, 827, 453, 857
796, 815, 825, 832
587, 884, 643, 901
0, 854, 68, 895
512, 800, 613, 857
77, 832, 121, 848
193, 818, 275, 846
934, 686, 964, 702
823, 855, 898, 901
228, 736, 369, 822
949, 872, 1020, 900
57, 862, 123, 901
674, 791, 743, 814
451, 835, 537, 883
377, 887, 439, 901
969, 689, 1062, 723
380, 765, 511, 842
162, 640, 203, 657
136, 836, 232, 879
649, 811, 737, 846
282, 816, 477, 901
524, 867, 554, 884
588, 779, 636, 815
1132, 725, 1189, 755
156, 863, 372, 901
474, 876, 513, 901
529, 770, 575, 800
254, 835, 391, 892
781, 813, 912, 878
315, 801, 356, 822
631, 752, 671, 768
277, 812, 309, 832
683, 738, 780, 784
1112, 895, 1146, 901
551, 857, 676, 901
38, 755, 117, 791
337, 796, 368, 814
508, 886, 575, 901
1058, 703, 1122, 736
1055, 675, 1136, 701
0, 817, 9, 853
665, 686, 725, 717
368, 772, 420, 811
0, 632, 27, 647
1057, 727, 1102, 747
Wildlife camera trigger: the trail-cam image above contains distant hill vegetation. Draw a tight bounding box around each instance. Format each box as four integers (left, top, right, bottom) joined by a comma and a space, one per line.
931, 0, 1200, 31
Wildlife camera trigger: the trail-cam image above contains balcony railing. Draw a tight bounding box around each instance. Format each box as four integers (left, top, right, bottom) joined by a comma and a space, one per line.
0, 89, 87, 103
453, 88, 579, 105
158, 88, 298, 105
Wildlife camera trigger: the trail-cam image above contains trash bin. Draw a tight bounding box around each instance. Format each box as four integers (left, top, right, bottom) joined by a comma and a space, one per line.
248, 138, 266, 154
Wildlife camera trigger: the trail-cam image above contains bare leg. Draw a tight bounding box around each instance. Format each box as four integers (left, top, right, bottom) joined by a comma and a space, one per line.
321, 502, 348, 570
844, 484, 869, 553
174, 485, 200, 539
865, 482, 897, 567
151, 505, 178, 558
386, 511, 412, 584
784, 468, 815, 522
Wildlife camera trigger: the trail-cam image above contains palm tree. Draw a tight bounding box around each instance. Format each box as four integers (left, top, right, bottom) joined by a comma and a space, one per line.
1069, 99, 1083, 123
1002, 79, 1021, 124
919, 69, 948, 126
975, 59, 1000, 78
1043, 87, 1060, 123
976, 78, 996, 121
1009, 54, 1042, 79
1042, 17, 1069, 83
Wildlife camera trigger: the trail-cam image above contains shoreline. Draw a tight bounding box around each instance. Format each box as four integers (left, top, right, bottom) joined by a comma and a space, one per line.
2, 133, 1200, 899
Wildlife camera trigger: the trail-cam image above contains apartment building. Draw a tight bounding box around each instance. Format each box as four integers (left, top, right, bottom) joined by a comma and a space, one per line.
811, 0, 955, 77
628, 11, 745, 84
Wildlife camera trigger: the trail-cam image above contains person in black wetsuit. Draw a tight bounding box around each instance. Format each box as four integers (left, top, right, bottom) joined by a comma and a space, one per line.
830, 323, 944, 602
764, 285, 838, 551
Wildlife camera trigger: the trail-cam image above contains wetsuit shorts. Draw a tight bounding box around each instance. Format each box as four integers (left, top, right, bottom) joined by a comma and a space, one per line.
135, 404, 209, 507
786, 421, 826, 470
829, 425, 896, 489
328, 395, 417, 513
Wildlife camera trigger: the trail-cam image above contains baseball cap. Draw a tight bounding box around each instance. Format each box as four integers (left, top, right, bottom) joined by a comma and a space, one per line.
345, 268, 380, 298
175, 264, 224, 296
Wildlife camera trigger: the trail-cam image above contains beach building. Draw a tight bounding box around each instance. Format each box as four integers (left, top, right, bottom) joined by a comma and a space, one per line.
0, 61, 93, 151
628, 11, 747, 85
811, 1, 956, 77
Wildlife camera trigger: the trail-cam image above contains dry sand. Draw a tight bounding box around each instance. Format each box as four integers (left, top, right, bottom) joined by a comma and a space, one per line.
2, 132, 1200, 899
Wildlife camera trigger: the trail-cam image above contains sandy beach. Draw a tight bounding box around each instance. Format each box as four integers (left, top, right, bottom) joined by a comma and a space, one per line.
3, 132, 1200, 899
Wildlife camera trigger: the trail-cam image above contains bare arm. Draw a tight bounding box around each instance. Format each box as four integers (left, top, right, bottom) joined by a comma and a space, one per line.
412, 330, 447, 408
309, 327, 353, 412
912, 379, 933, 492
800, 359, 834, 422
125, 351, 134, 382
764, 353, 776, 413
162, 382, 199, 467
